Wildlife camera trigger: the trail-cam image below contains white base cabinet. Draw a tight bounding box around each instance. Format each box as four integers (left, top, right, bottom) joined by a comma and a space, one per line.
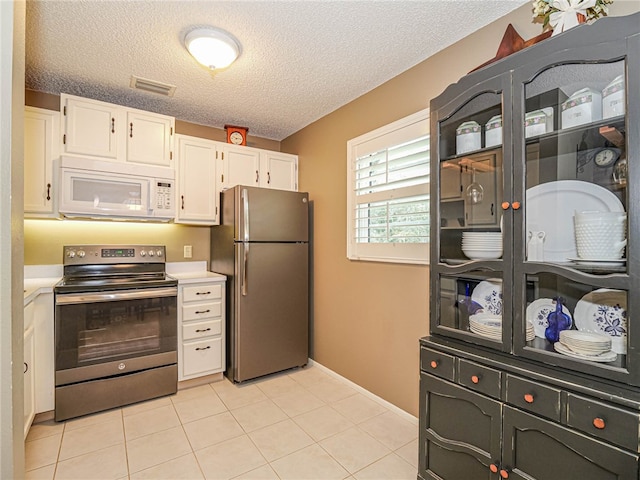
178, 279, 226, 381
23, 305, 36, 439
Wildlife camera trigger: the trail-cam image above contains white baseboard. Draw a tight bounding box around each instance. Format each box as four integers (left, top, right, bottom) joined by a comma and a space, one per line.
307, 359, 418, 426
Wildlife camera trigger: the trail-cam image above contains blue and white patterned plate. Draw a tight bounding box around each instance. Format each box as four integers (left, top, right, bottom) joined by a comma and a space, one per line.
471, 279, 502, 316
574, 289, 627, 354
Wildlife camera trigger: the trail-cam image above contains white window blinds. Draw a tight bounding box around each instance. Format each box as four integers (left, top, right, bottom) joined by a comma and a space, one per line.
347, 109, 430, 264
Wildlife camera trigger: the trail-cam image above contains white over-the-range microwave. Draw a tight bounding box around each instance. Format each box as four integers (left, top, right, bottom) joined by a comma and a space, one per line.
58, 156, 175, 221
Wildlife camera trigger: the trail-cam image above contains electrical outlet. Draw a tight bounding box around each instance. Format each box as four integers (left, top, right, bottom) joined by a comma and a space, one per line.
183, 245, 193, 258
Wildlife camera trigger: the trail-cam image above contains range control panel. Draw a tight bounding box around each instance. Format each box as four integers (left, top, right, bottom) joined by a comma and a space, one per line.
63, 245, 166, 265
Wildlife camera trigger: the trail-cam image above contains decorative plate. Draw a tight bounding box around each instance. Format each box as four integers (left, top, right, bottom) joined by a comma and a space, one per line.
574, 289, 627, 354
471, 279, 502, 316
526, 298, 573, 339
553, 342, 617, 363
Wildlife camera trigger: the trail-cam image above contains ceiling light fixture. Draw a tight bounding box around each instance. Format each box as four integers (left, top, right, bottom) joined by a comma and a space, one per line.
184, 27, 240, 70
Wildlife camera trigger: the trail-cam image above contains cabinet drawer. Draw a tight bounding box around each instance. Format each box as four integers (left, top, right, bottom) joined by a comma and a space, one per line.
567, 393, 640, 452
182, 319, 222, 341
182, 337, 223, 377
182, 301, 221, 321
506, 374, 561, 421
458, 359, 502, 399
182, 283, 222, 302
421, 347, 455, 381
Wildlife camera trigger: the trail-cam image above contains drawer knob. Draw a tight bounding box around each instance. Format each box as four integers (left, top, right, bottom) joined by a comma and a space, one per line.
471, 375, 480, 384
593, 417, 606, 429
500, 469, 510, 479
501, 201, 510, 210
430, 360, 439, 369
490, 464, 499, 473
524, 393, 534, 404
511, 201, 521, 210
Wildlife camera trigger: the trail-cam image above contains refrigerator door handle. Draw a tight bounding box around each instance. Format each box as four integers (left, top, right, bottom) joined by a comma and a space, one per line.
242, 188, 249, 242
242, 243, 249, 296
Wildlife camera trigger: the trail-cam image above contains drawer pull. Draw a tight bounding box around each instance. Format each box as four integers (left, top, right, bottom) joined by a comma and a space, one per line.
195, 291, 211, 295
524, 393, 534, 404
511, 201, 521, 210
430, 360, 439, 369
501, 201, 510, 210
195, 328, 211, 333
490, 464, 499, 473
471, 375, 480, 384
500, 469, 510, 479
195, 346, 211, 351
195, 309, 211, 314
593, 417, 606, 429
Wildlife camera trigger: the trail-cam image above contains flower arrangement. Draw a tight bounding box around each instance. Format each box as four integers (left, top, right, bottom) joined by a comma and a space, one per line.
532, 0, 613, 35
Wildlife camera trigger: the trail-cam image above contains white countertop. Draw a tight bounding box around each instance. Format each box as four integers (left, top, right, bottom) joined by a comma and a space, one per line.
24, 261, 226, 305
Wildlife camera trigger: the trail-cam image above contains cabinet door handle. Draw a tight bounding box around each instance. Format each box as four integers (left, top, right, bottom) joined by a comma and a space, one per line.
195, 291, 211, 295
490, 464, 499, 473
429, 360, 439, 369
255, 170, 259, 183
490, 203, 494, 216
499, 468, 510, 479
195, 328, 211, 333
524, 393, 534, 404
24, 362, 28, 374
511, 201, 521, 210
501, 201, 510, 210
130, 122, 134, 138
195, 346, 211, 351
46, 183, 51, 201
181, 195, 185, 210
195, 309, 211, 315
267, 172, 271, 184
471, 375, 480, 384
593, 417, 606, 429
111, 117, 115, 133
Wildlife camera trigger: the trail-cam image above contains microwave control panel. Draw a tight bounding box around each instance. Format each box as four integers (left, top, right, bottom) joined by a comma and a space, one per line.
155, 181, 173, 211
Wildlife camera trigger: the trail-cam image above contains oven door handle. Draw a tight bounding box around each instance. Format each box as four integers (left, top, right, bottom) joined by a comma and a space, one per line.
55, 287, 178, 305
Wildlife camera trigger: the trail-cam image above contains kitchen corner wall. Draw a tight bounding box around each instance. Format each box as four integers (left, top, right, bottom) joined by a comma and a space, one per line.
282, 2, 640, 417
23, 91, 282, 266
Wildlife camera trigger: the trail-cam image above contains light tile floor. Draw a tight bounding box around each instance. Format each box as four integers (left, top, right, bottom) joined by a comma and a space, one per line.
25, 365, 418, 480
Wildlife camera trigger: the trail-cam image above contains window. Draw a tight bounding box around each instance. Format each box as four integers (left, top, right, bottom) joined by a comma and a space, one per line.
347, 109, 430, 264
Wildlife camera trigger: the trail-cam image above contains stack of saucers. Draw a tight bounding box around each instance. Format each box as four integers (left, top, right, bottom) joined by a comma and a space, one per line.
554, 330, 617, 362
462, 232, 503, 260
525, 322, 535, 341
469, 312, 502, 340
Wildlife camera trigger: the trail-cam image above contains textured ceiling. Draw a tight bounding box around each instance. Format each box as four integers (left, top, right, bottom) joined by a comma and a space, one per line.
25, 0, 528, 141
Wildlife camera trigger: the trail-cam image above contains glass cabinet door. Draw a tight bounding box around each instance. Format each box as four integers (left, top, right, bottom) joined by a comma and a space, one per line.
512, 52, 633, 383
431, 76, 512, 352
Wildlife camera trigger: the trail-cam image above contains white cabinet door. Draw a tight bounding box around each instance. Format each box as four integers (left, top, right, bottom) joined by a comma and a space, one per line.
125, 109, 174, 167
219, 145, 261, 190
24, 107, 59, 215
175, 135, 218, 225
34, 293, 54, 413
23, 322, 35, 439
61, 94, 119, 159
260, 151, 298, 191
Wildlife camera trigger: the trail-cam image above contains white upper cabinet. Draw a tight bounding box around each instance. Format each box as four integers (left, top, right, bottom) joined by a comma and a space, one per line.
175, 134, 218, 225
24, 106, 59, 216
260, 151, 298, 191
219, 144, 298, 192
60, 93, 174, 167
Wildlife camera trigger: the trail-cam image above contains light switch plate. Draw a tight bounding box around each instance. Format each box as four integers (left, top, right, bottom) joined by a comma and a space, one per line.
183, 245, 192, 258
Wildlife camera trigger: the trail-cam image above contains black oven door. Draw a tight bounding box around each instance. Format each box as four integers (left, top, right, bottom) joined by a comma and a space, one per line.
54, 286, 177, 386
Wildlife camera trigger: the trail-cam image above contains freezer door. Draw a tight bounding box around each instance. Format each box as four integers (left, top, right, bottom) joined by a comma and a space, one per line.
232, 242, 308, 382
232, 186, 309, 242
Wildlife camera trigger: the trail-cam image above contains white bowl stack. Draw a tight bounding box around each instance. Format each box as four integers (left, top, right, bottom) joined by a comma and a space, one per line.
558, 330, 611, 355
462, 232, 503, 260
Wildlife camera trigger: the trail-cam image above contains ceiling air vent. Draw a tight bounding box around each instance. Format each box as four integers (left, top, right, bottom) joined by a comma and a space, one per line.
130, 76, 176, 97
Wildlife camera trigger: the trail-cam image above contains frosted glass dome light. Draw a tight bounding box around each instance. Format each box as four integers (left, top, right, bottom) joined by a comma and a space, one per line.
185, 28, 240, 70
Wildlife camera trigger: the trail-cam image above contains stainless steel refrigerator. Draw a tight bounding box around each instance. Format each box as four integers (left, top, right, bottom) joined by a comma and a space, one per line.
211, 185, 309, 383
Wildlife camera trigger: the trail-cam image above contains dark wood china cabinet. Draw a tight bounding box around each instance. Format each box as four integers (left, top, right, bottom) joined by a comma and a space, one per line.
419, 13, 640, 480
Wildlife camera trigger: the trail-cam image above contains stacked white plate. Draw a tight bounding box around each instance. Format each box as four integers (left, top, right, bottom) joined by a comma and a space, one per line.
469, 313, 502, 339
553, 330, 616, 362
525, 322, 535, 342
462, 232, 503, 260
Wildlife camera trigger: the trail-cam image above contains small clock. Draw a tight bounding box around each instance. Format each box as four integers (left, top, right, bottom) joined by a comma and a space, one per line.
224, 125, 248, 146
594, 147, 620, 167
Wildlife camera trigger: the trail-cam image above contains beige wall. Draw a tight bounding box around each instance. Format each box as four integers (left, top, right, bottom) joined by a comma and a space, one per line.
23, 91, 282, 265
282, 3, 640, 417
